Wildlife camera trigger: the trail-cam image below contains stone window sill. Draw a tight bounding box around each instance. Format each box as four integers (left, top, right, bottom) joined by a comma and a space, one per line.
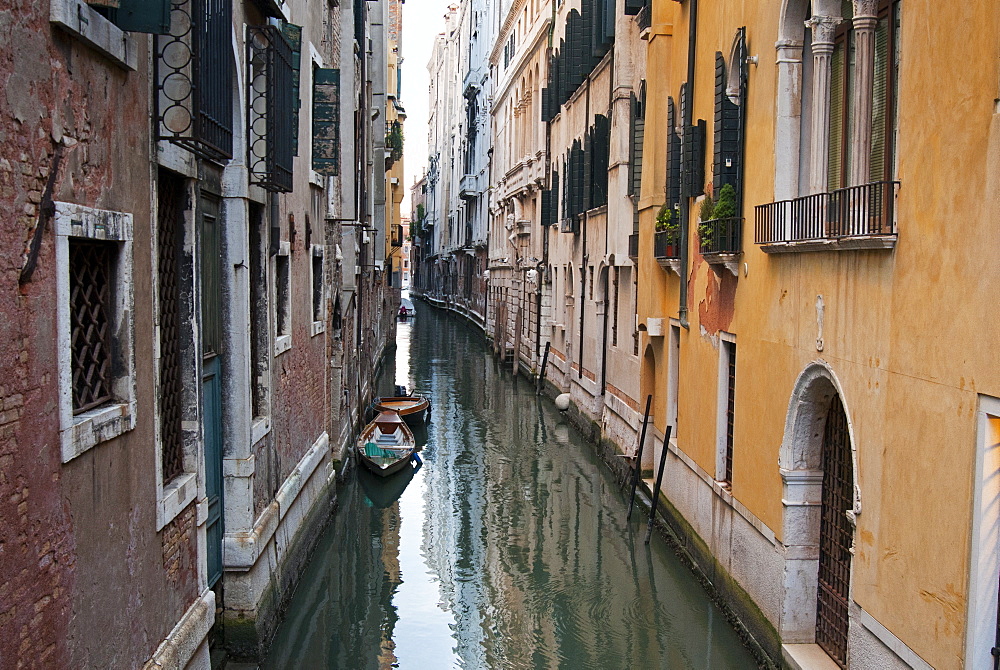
50, 0, 137, 70
62, 402, 134, 463
311, 320, 325, 337
275, 334, 292, 356
157, 472, 198, 531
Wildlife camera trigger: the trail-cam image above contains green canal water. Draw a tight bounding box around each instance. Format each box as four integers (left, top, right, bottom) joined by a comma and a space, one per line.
262, 302, 758, 669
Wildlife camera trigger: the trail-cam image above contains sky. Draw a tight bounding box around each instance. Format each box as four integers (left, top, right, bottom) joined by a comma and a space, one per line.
399, 0, 453, 216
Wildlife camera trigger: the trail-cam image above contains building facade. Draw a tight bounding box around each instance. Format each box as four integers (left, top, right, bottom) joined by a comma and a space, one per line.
0, 0, 399, 666
635, 0, 1000, 668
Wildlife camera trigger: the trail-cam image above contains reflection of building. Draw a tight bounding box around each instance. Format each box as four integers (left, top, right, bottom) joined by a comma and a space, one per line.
633, 1, 1000, 669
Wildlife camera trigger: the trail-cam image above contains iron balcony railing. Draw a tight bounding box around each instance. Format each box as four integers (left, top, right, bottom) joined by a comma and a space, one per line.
699, 217, 743, 255
155, 0, 234, 161
654, 230, 681, 260
391, 224, 404, 249
755, 181, 900, 245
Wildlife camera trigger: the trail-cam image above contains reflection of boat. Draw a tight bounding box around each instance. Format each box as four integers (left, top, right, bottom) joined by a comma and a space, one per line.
358, 458, 419, 508
357, 412, 416, 477
371, 394, 430, 425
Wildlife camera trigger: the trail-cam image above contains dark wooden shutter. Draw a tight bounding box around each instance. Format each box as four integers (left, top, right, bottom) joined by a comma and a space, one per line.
624, 0, 644, 15
584, 131, 593, 211
714, 52, 741, 194
552, 169, 560, 225
593, 114, 610, 208
282, 23, 303, 156
112, 0, 171, 34
828, 37, 847, 191
632, 97, 645, 197
667, 97, 681, 209
869, 14, 889, 183
312, 68, 341, 176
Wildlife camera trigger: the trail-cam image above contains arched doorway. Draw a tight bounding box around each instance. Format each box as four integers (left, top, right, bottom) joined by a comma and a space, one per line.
816, 393, 853, 667
778, 362, 858, 665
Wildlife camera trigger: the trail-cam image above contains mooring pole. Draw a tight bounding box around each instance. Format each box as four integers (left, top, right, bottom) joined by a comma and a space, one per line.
626, 394, 653, 520
536, 342, 551, 395
644, 425, 673, 545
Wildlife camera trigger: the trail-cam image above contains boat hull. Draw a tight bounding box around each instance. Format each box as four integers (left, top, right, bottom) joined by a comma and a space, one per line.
357, 450, 414, 477
372, 396, 431, 425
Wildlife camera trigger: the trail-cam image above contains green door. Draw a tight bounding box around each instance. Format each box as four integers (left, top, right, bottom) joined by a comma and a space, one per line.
201, 194, 224, 587
203, 354, 223, 586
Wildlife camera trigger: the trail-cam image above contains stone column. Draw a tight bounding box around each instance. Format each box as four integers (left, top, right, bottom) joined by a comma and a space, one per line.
774, 39, 804, 202
805, 16, 841, 195
849, 0, 879, 186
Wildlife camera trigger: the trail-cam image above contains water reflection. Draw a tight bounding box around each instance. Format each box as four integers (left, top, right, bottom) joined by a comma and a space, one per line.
263, 304, 757, 669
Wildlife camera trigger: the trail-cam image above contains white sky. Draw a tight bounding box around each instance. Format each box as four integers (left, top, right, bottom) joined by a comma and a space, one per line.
400, 0, 454, 216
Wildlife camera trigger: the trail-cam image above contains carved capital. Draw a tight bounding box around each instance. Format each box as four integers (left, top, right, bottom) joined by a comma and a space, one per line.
805, 15, 841, 45
852, 0, 879, 18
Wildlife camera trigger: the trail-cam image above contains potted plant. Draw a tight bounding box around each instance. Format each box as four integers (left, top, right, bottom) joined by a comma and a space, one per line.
655, 204, 679, 257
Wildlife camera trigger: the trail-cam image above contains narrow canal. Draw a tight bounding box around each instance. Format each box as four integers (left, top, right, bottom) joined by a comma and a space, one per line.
263, 301, 758, 669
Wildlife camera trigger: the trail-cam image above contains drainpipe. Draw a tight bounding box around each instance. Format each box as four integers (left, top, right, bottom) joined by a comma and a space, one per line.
679, 0, 698, 329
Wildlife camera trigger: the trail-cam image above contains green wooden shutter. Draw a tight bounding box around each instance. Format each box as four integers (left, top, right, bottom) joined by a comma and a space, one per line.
282, 23, 303, 156
312, 68, 341, 176
667, 97, 681, 209
828, 39, 846, 191
112, 0, 171, 34
869, 14, 890, 184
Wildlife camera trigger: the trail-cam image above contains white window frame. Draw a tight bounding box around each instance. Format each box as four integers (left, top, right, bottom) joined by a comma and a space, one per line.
966, 394, 1000, 669
310, 244, 326, 336
667, 320, 681, 436
273, 240, 292, 355
49, 0, 137, 71
55, 202, 136, 464
715, 332, 736, 483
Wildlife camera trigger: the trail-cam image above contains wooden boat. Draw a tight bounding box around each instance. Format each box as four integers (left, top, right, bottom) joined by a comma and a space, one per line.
357, 411, 416, 477
371, 394, 430, 425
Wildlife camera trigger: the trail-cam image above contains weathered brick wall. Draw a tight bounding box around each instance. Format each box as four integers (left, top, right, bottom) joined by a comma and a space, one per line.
162, 503, 198, 594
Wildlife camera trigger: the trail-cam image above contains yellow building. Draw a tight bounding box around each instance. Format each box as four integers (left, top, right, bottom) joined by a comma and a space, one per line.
385, 0, 406, 290
636, 1, 1000, 668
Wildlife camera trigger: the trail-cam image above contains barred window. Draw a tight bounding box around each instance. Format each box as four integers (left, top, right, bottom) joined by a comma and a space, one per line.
158, 171, 185, 482
69, 240, 117, 414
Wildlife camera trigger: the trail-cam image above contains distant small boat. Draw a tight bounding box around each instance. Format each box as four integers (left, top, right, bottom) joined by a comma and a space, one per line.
357, 411, 416, 477
371, 394, 431, 425
398, 297, 415, 319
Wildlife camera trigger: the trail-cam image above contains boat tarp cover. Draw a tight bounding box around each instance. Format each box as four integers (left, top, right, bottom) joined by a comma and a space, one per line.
365, 441, 402, 459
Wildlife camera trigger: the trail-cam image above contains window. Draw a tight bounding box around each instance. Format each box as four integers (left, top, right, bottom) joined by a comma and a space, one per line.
967, 396, 1000, 670
249, 202, 269, 420
311, 245, 326, 335
716, 335, 736, 486
667, 322, 680, 433
55, 203, 135, 463
157, 171, 185, 483
247, 24, 296, 192
274, 241, 291, 354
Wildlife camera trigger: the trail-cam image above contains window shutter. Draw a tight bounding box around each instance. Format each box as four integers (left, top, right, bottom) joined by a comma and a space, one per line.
633, 104, 645, 197
624, 0, 644, 15
584, 131, 593, 211
541, 188, 552, 228
627, 94, 637, 196
827, 40, 846, 191
667, 96, 681, 209
714, 51, 742, 194
552, 169, 560, 225
312, 68, 341, 176
112, 0, 171, 34
593, 114, 610, 208
282, 23, 303, 156
869, 14, 889, 184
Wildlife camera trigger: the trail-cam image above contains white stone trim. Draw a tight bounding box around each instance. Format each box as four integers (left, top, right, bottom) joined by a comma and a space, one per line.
55, 202, 136, 464
158, 473, 198, 533
50, 0, 137, 70
223, 432, 328, 569
966, 394, 1000, 670
853, 604, 934, 670
140, 589, 216, 670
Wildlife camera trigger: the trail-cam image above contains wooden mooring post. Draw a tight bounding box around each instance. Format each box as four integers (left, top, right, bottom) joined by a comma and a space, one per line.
645, 424, 673, 545
536, 342, 551, 395
626, 394, 653, 520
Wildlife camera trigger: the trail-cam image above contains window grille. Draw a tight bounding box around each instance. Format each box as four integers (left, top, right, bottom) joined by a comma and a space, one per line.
158, 172, 185, 482
312, 251, 324, 322
817, 395, 853, 668
275, 253, 290, 337
70, 240, 116, 414
155, 0, 234, 161
724, 341, 736, 484
247, 25, 295, 192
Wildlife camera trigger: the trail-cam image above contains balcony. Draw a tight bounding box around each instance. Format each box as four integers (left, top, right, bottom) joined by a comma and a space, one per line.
459, 173, 480, 200
755, 181, 899, 253
390, 224, 404, 249
654, 230, 681, 275
698, 216, 743, 275
636, 4, 651, 36
628, 233, 639, 263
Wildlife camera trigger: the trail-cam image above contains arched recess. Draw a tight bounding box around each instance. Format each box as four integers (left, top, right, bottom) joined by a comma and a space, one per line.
596, 264, 610, 392
778, 360, 861, 660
